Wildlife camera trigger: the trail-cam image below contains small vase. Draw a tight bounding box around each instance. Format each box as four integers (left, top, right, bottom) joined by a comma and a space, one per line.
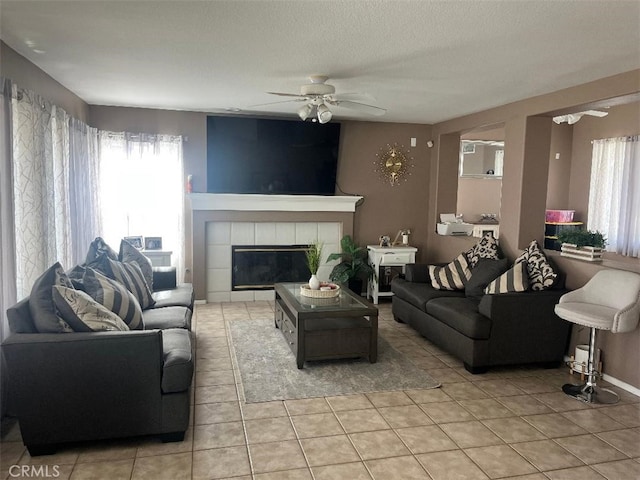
308, 274, 320, 290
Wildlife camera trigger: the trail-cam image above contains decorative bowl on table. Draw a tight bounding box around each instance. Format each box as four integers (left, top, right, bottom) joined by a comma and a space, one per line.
300, 282, 341, 298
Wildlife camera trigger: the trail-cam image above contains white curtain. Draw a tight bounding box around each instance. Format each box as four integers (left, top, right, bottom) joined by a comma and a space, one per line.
68, 118, 102, 265
588, 136, 640, 257
99, 132, 185, 282
11, 86, 72, 298
8, 83, 101, 300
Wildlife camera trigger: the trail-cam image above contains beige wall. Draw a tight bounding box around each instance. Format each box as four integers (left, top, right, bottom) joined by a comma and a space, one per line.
546, 123, 573, 209
1, 42, 89, 121
457, 178, 502, 223
336, 121, 432, 261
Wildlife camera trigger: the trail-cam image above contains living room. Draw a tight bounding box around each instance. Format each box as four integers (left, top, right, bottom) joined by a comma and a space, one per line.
1, 1, 640, 479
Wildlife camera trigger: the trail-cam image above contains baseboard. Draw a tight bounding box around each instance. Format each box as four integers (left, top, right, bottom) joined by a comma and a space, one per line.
563, 355, 640, 397
602, 373, 640, 398
194, 299, 207, 305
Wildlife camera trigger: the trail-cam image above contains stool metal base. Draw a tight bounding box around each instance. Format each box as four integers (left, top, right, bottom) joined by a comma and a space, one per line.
562, 382, 619, 405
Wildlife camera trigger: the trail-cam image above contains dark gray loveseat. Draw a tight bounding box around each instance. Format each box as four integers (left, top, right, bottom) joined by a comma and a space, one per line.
391, 262, 571, 373
2, 268, 195, 456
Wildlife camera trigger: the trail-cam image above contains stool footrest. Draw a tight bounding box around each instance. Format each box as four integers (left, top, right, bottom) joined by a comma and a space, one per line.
562, 382, 619, 404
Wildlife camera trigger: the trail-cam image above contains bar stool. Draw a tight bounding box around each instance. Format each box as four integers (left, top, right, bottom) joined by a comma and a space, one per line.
554, 269, 640, 404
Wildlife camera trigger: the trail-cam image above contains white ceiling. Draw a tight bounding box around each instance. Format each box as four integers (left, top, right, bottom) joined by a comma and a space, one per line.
2, 0, 639, 124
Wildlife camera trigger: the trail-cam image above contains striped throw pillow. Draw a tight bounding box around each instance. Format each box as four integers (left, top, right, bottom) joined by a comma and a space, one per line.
52, 285, 129, 332
81, 267, 144, 329
484, 262, 530, 294
119, 239, 153, 291
428, 253, 472, 291
91, 254, 155, 310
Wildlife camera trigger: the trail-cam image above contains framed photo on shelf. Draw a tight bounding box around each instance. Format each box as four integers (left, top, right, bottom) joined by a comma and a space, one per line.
124, 236, 143, 249
144, 237, 163, 250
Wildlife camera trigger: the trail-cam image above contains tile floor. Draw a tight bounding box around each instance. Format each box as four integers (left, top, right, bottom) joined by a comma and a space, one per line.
1, 301, 639, 480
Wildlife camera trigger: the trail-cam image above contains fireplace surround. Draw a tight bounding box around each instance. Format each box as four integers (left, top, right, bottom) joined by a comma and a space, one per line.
189, 193, 362, 302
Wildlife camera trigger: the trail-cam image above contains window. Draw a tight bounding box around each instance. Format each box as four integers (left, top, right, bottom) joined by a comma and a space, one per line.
99, 132, 185, 279
588, 136, 639, 257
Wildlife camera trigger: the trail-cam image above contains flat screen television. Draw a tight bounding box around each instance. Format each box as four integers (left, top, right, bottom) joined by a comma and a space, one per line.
206, 116, 341, 195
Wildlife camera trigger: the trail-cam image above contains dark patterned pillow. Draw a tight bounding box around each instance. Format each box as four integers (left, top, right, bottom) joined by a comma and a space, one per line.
52, 285, 129, 332
91, 254, 155, 309
79, 267, 144, 329
465, 258, 510, 298
29, 262, 74, 333
119, 239, 153, 292
428, 253, 472, 290
515, 240, 558, 291
465, 233, 500, 268
484, 262, 529, 294
86, 237, 118, 264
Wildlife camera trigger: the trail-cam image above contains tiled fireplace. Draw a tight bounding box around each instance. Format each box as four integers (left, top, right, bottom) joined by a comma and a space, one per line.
189, 194, 362, 302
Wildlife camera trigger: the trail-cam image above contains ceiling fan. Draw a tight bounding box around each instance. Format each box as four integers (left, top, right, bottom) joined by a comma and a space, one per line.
251, 75, 386, 123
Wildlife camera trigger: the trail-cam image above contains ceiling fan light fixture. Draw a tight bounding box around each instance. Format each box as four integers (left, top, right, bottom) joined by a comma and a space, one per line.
317, 103, 332, 124
298, 104, 313, 121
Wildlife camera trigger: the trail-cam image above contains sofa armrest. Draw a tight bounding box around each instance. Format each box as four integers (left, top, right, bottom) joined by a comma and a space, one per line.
478, 289, 567, 319
405, 264, 431, 283
2, 331, 165, 443
478, 289, 572, 364
153, 266, 177, 291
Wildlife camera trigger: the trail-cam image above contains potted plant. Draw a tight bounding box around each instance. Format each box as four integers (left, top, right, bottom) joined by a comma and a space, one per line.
305, 242, 323, 289
327, 235, 375, 294
557, 229, 607, 262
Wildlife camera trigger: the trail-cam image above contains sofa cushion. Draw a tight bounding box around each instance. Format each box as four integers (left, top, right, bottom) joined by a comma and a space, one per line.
465, 258, 510, 298
515, 240, 558, 291
161, 328, 193, 393
29, 262, 74, 333
143, 306, 192, 330
428, 253, 472, 291
465, 233, 500, 268
79, 267, 144, 329
425, 297, 492, 339
52, 285, 130, 332
151, 284, 195, 310
120, 239, 154, 292
485, 262, 529, 294
85, 237, 118, 264
391, 278, 465, 312
91, 254, 155, 309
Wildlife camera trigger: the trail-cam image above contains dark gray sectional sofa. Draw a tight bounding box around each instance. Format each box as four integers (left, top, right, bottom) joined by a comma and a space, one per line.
2, 267, 195, 456
391, 263, 571, 373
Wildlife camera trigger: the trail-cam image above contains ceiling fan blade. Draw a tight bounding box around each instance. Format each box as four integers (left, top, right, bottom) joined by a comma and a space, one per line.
331, 100, 387, 116
266, 92, 306, 98
330, 92, 376, 102
247, 98, 307, 108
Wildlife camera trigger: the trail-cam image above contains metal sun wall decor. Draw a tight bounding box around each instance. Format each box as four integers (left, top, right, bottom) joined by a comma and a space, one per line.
374, 143, 414, 186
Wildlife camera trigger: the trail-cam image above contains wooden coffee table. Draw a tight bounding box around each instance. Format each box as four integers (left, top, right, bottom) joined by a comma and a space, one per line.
274, 283, 379, 369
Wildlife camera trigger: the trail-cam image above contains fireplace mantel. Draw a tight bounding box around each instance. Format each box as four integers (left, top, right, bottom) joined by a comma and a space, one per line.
189, 193, 363, 212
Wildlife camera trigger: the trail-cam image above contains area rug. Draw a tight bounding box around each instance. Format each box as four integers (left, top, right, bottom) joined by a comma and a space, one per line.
228, 318, 440, 403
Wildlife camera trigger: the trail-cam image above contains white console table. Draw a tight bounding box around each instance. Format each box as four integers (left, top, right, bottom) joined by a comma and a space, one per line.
367, 245, 417, 304
142, 250, 172, 267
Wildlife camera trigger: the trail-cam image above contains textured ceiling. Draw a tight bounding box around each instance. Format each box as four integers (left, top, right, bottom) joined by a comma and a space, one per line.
2, 0, 639, 124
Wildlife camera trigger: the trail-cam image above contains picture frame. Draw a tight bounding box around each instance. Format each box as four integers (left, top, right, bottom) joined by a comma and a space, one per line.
144, 237, 163, 250
462, 142, 476, 154
124, 236, 143, 250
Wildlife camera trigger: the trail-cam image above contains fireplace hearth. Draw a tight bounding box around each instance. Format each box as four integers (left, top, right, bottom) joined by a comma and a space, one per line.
232, 245, 310, 290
